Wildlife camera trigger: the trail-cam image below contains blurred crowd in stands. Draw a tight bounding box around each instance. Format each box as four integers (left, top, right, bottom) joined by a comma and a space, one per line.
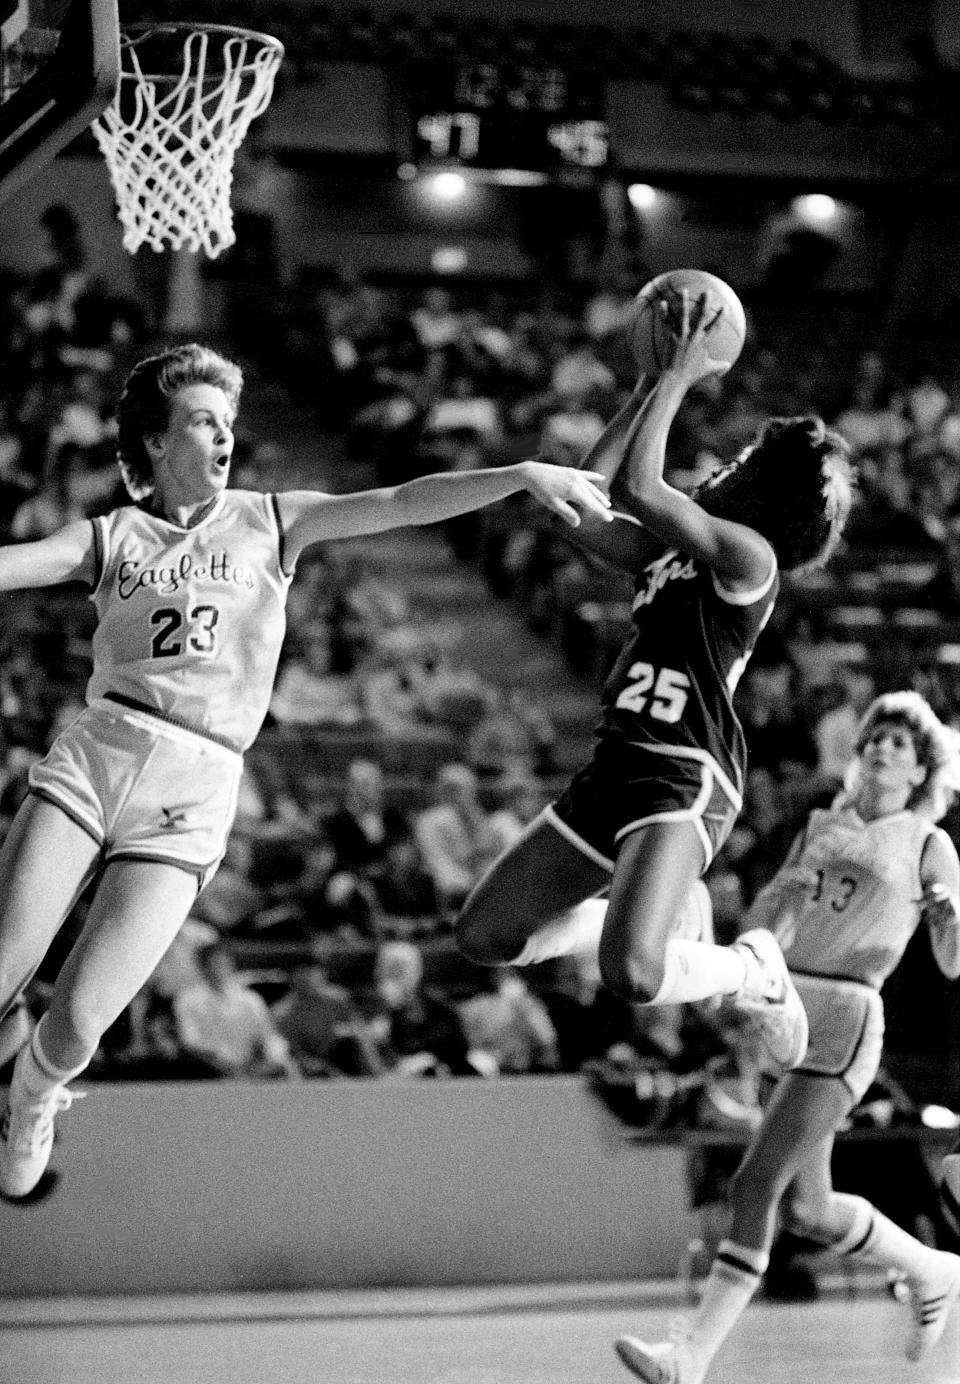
0, 204, 958, 1122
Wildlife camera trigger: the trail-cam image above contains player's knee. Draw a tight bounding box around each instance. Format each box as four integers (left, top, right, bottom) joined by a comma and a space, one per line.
454, 906, 511, 966
597, 938, 663, 1004
780, 1190, 830, 1241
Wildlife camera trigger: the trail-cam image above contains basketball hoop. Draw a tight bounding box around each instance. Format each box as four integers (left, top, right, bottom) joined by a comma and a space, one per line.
91, 23, 283, 258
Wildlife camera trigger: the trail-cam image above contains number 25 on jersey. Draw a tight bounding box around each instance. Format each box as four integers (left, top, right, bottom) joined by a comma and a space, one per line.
615, 661, 690, 723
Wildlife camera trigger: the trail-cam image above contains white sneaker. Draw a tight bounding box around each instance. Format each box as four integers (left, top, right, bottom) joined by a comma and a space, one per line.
731, 928, 808, 1070
0, 1047, 80, 1199
906, 1249, 960, 1362
614, 1320, 703, 1384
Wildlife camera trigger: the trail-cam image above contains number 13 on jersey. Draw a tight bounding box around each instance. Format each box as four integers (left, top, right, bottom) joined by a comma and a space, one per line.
615, 661, 690, 723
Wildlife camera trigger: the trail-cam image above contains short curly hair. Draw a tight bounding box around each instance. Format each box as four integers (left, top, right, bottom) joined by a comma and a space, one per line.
114, 343, 243, 499
841, 690, 960, 823
694, 415, 855, 573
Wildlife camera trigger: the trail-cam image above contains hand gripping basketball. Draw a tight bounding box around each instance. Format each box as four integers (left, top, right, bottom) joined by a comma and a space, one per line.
629, 268, 747, 382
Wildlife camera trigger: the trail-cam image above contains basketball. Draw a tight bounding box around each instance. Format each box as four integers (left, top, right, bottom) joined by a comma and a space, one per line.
629, 268, 747, 380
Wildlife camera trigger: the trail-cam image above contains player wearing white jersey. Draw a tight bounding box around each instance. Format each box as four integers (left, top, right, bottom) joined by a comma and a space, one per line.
0, 342, 614, 1200
616, 691, 960, 1384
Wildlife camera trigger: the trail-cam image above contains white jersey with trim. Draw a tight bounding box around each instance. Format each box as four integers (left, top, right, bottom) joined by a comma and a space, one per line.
86, 490, 293, 751
774, 804, 934, 990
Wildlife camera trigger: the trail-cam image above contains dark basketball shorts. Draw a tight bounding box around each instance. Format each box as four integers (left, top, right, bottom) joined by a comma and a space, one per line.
545, 739, 742, 871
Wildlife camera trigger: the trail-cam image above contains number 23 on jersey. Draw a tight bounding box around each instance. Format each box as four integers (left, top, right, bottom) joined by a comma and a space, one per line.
151, 604, 220, 658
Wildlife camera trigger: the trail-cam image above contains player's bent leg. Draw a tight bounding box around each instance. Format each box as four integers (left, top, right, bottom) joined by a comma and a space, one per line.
455, 811, 609, 966
42, 859, 201, 1067
0, 798, 105, 1199
599, 821, 711, 1002
757, 1074, 960, 1362
0, 795, 102, 1019
620, 1077, 849, 1384
1, 860, 199, 1199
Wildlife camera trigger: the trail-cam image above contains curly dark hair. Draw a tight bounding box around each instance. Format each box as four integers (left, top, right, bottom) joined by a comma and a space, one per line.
115, 343, 244, 499
694, 415, 855, 572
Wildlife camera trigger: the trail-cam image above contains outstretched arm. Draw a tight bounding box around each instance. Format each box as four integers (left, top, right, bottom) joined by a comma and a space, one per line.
0, 520, 96, 592
920, 827, 960, 979
277, 460, 612, 567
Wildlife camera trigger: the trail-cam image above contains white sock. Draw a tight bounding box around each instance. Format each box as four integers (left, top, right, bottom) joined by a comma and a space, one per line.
647, 938, 748, 1005
15, 1016, 89, 1097
834, 1193, 940, 1276
513, 897, 607, 966
690, 1239, 769, 1363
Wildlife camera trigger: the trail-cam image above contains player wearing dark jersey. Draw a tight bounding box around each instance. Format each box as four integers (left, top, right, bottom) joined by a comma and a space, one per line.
0, 343, 613, 1200
456, 290, 855, 1071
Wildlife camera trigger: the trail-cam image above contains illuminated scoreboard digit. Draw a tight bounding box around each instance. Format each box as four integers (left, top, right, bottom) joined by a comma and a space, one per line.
407, 62, 609, 173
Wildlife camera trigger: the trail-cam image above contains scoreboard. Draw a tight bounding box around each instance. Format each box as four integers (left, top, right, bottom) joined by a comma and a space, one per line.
405, 62, 609, 174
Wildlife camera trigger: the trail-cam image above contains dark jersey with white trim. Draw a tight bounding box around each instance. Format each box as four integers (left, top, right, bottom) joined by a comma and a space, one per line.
597, 543, 779, 802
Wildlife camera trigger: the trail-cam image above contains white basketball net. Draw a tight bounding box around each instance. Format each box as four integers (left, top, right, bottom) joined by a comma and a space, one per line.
92, 25, 283, 258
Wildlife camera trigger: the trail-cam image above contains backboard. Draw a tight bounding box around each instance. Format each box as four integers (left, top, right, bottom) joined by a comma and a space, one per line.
0, 0, 119, 206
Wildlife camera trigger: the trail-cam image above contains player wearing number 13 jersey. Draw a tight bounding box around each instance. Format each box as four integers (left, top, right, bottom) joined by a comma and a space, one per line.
615, 692, 960, 1384
0, 342, 615, 1201
457, 288, 854, 1085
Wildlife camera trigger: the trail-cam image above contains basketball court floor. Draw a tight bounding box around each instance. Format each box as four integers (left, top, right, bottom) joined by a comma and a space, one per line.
1, 1281, 957, 1384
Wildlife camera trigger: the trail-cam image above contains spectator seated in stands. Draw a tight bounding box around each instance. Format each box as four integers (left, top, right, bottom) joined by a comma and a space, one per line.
271, 963, 381, 1077
421, 371, 504, 449
413, 762, 524, 913
172, 943, 298, 1079
464, 682, 557, 780
188, 835, 266, 935
367, 939, 475, 1077
458, 968, 561, 1076
10, 442, 108, 541
549, 330, 617, 406
310, 868, 383, 944
367, 834, 441, 935
408, 284, 463, 354
321, 758, 412, 874
269, 625, 369, 728
361, 627, 490, 737
536, 392, 607, 471
736, 659, 817, 777
0, 397, 37, 538
923, 514, 960, 613
323, 549, 412, 669
832, 371, 909, 460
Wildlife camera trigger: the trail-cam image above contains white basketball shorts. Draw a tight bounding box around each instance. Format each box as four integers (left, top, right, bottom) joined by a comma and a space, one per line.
792, 972, 885, 1104
28, 698, 243, 885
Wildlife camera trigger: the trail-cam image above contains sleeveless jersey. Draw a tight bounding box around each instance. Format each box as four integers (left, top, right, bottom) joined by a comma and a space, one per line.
775, 805, 934, 990
597, 543, 778, 806
86, 490, 293, 752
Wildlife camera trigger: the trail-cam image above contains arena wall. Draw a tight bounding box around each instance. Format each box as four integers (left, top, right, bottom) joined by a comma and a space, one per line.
0, 1077, 699, 1299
